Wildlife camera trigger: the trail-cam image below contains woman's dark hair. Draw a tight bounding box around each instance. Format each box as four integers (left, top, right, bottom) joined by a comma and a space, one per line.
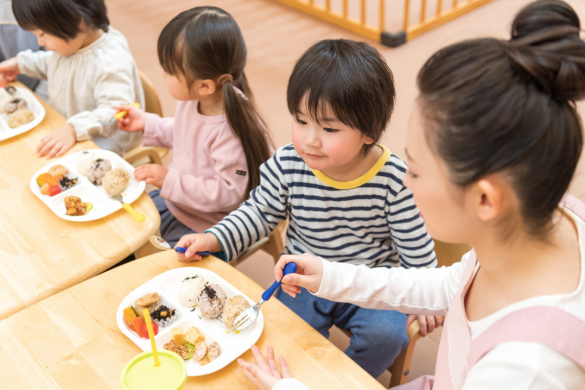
13, 0, 109, 40
158, 6, 272, 194
287, 39, 395, 154
417, 0, 585, 237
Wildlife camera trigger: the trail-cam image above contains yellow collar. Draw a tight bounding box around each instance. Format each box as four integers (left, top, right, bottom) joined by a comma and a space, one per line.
311, 145, 391, 190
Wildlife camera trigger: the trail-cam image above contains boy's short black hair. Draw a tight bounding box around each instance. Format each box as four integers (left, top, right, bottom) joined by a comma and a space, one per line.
13, 0, 109, 40
287, 39, 395, 153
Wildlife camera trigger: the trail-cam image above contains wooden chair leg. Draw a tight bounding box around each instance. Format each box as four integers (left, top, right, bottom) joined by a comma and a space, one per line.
389, 320, 421, 387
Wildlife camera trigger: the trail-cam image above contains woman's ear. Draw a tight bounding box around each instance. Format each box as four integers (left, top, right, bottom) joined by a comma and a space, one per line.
471, 175, 512, 222
196, 79, 217, 96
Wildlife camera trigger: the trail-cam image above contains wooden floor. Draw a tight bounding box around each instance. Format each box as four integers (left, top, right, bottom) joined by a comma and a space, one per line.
105, 0, 585, 385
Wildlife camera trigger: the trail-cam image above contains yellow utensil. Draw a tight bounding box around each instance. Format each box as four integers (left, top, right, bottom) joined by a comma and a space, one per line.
143, 309, 160, 367
114, 102, 140, 120
113, 194, 145, 222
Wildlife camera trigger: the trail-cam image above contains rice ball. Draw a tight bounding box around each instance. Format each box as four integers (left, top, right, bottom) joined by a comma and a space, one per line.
221, 295, 251, 331
177, 274, 207, 308
7, 109, 34, 128
87, 158, 112, 185
199, 284, 226, 319
76, 151, 97, 176
101, 168, 130, 197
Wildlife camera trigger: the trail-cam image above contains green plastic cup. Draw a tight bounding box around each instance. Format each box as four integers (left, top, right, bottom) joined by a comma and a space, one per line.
121, 350, 187, 390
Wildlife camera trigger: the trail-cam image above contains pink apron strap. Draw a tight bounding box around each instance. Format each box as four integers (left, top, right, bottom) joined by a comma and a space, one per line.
561, 193, 585, 220
468, 306, 585, 372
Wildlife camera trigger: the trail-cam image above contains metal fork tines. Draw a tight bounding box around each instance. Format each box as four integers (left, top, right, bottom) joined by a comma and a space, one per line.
233, 299, 264, 331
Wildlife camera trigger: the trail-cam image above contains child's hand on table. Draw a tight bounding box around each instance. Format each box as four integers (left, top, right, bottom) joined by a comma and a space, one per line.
408, 314, 443, 337
134, 164, 168, 188
37, 124, 76, 159
0, 57, 20, 83
115, 104, 145, 132
275, 253, 324, 297
176, 233, 222, 261
237, 345, 292, 390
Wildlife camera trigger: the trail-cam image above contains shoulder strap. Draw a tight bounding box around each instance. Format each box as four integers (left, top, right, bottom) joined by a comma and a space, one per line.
468, 306, 585, 371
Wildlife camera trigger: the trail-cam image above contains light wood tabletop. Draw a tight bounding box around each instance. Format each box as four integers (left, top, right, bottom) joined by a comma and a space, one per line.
0, 251, 385, 390
0, 83, 160, 320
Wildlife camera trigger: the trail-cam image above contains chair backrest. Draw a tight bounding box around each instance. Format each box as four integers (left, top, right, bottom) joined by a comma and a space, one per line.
138, 69, 163, 116
433, 239, 471, 268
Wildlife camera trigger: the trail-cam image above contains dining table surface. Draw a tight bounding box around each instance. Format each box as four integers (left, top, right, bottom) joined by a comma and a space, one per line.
0, 82, 159, 320
0, 250, 386, 389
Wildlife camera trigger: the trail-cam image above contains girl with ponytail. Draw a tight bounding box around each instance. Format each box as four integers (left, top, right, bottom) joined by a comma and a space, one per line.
117, 6, 273, 246
244, 1, 585, 389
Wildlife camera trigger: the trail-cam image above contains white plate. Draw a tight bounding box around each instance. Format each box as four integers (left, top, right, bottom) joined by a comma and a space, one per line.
0, 87, 46, 141
116, 267, 264, 376
29, 149, 145, 221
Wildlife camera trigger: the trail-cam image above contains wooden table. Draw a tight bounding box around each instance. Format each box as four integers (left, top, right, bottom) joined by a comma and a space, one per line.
0, 251, 385, 389
0, 83, 159, 320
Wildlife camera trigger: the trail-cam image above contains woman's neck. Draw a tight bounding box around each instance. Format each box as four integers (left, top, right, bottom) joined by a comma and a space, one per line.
466, 209, 581, 319
198, 89, 225, 116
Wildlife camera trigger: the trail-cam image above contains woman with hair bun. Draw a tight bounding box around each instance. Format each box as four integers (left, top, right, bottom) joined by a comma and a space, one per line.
241, 1, 585, 389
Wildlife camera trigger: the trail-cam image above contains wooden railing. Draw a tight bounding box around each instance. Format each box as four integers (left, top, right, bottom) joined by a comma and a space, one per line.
268, 0, 495, 47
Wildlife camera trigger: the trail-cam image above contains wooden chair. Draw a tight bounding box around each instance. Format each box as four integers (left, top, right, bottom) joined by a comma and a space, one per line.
340, 239, 471, 387
123, 70, 169, 166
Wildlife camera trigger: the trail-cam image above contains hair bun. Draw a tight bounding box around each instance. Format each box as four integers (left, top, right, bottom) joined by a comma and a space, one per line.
506, 0, 585, 101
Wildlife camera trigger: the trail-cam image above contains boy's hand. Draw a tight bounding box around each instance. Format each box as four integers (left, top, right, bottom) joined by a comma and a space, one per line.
115, 104, 145, 132
408, 314, 443, 337
0, 57, 20, 83
237, 345, 292, 390
275, 253, 324, 297
37, 124, 76, 159
176, 233, 222, 261
134, 164, 168, 188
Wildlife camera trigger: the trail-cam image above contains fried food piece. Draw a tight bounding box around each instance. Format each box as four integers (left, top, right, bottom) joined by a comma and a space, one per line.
7, 108, 34, 128
64, 196, 88, 216
163, 339, 192, 360
48, 164, 68, 177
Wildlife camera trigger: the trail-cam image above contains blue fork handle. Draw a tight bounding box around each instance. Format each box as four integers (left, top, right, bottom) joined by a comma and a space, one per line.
174, 247, 211, 256
262, 262, 297, 301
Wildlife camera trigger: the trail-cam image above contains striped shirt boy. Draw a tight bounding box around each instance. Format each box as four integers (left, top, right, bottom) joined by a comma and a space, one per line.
209, 144, 437, 269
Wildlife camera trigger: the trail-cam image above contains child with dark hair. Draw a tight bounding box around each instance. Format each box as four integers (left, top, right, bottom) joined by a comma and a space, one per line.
177, 39, 438, 378
116, 6, 273, 247
0, 0, 143, 157
249, 1, 585, 389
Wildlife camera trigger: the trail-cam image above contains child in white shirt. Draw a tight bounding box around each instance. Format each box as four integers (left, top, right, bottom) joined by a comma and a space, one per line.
0, 0, 143, 157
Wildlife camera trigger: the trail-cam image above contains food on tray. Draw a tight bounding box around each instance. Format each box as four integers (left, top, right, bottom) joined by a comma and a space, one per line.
87, 158, 112, 185
177, 274, 206, 308
40, 183, 50, 195
172, 327, 185, 345
139, 321, 158, 338
4, 86, 17, 95
3, 97, 27, 114
206, 341, 221, 363
163, 339, 196, 360
134, 292, 161, 317
222, 295, 251, 331
59, 176, 78, 190
64, 196, 90, 216
123, 306, 138, 323
48, 164, 68, 177
101, 167, 130, 197
199, 284, 226, 319
76, 151, 97, 176
48, 186, 62, 197
130, 316, 145, 334
151, 304, 176, 327
185, 327, 205, 344
7, 108, 34, 128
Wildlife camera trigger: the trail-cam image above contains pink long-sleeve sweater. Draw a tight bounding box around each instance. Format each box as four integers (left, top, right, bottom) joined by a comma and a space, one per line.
143, 100, 260, 233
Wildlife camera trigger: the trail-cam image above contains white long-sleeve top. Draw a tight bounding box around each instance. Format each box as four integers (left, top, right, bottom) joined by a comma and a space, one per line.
16, 27, 144, 155
274, 207, 585, 390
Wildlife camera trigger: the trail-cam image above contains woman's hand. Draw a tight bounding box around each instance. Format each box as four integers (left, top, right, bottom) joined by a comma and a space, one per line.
237, 345, 292, 390
408, 314, 443, 337
115, 104, 145, 132
275, 253, 324, 297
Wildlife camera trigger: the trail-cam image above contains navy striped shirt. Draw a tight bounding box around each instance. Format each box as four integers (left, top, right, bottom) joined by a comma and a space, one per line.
208, 144, 437, 268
